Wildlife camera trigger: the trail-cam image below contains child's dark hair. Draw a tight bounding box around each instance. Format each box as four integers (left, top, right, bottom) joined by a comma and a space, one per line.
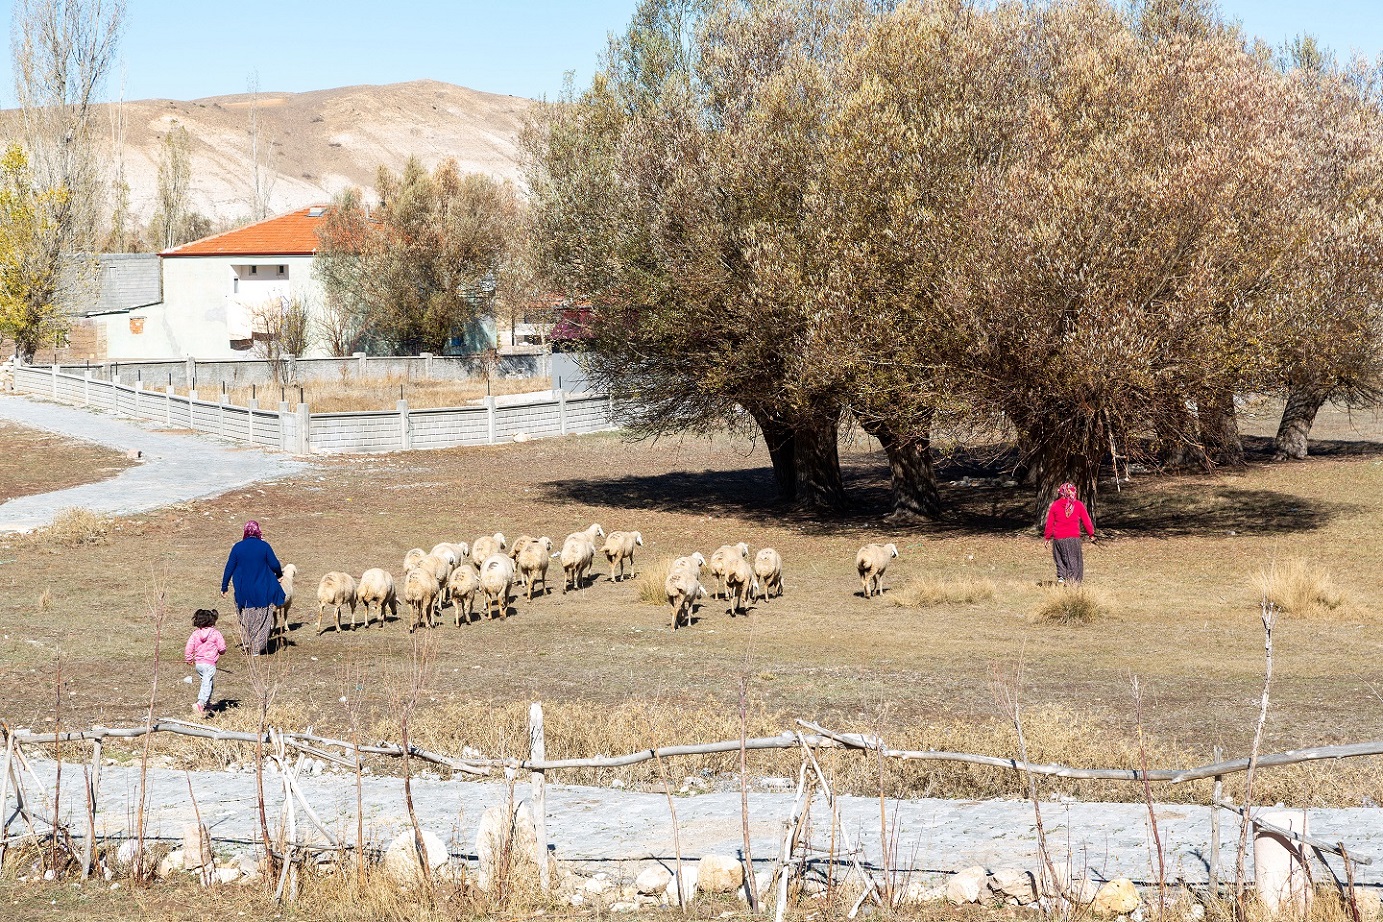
192, 609, 219, 628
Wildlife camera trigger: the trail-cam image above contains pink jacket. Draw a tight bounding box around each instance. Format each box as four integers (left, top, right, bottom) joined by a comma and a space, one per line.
185, 627, 226, 666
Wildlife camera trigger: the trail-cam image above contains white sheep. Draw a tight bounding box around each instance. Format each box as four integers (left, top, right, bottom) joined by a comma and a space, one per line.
479, 553, 516, 620
447, 563, 480, 625
753, 548, 783, 601
516, 536, 554, 601
601, 530, 643, 582
403, 547, 428, 572
856, 543, 899, 598
357, 568, 397, 629
508, 535, 536, 559
403, 567, 441, 632
709, 543, 751, 599
669, 551, 707, 578
430, 542, 469, 569
723, 554, 758, 616
415, 552, 454, 606
559, 524, 605, 593
316, 571, 358, 634
273, 563, 297, 640
665, 567, 707, 631
471, 533, 508, 566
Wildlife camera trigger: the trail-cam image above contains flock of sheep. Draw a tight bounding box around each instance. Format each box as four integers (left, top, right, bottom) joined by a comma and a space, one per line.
273, 529, 903, 637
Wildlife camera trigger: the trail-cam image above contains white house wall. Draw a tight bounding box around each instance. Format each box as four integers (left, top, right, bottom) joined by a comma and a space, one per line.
103, 255, 326, 360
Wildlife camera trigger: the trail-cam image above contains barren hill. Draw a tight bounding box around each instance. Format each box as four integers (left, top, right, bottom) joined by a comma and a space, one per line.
14, 79, 533, 227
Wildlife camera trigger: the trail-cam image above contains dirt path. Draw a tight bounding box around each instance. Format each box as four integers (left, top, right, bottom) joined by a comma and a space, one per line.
14, 754, 1383, 886
0, 396, 306, 533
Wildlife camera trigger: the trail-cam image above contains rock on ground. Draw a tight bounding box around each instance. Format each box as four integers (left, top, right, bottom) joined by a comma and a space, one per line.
948, 866, 988, 904
383, 828, 448, 885
636, 865, 672, 895
697, 854, 744, 894
475, 801, 542, 891
1092, 878, 1142, 916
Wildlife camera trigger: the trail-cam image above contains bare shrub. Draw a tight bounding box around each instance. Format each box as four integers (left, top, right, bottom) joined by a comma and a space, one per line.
890, 576, 996, 607
635, 557, 673, 605
1030, 584, 1114, 624
37, 587, 52, 610
1253, 558, 1344, 616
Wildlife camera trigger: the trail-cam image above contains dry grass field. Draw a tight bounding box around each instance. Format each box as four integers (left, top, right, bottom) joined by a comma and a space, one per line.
168, 374, 550, 412
1, 400, 1381, 805
0, 420, 133, 504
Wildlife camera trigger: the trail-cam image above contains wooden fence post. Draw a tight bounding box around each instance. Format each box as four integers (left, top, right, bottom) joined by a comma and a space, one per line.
529, 702, 550, 890
1210, 745, 1222, 896
81, 736, 102, 879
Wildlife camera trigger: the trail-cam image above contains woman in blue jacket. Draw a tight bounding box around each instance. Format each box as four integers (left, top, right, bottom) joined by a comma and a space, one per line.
221, 520, 285, 655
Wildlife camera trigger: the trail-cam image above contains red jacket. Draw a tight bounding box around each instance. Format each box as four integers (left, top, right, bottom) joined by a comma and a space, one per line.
1044, 499, 1095, 540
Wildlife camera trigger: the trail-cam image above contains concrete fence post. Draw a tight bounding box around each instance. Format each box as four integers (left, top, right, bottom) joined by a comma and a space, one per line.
165, 384, 174, 426
558, 389, 568, 436
83, 369, 91, 407
185, 357, 195, 389
279, 401, 292, 452
50, 363, 58, 399
608, 394, 616, 428
354, 351, 367, 378
486, 396, 497, 445
296, 402, 311, 455
188, 390, 198, 431
420, 351, 434, 380
398, 399, 411, 451
133, 379, 143, 419
247, 399, 259, 445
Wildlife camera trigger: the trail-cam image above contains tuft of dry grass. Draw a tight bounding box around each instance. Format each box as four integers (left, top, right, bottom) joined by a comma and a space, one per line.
890, 576, 997, 607
1030, 583, 1114, 624
20, 507, 112, 551
636, 557, 672, 605
1253, 558, 1344, 617
37, 588, 52, 611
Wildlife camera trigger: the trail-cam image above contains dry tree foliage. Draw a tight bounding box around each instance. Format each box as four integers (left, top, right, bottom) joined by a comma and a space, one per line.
1253, 558, 1345, 617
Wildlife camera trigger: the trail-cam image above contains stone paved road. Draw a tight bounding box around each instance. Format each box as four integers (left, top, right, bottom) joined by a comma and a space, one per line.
0, 395, 306, 533
16, 756, 1383, 887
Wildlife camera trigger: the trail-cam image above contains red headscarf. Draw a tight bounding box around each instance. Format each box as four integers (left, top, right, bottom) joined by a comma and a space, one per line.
243, 520, 263, 539
1057, 482, 1077, 517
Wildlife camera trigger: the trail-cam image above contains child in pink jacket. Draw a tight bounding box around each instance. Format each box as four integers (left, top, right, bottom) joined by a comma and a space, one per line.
185, 609, 227, 717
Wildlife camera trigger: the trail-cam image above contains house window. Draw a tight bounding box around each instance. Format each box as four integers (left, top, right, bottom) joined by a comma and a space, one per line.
250, 266, 257, 275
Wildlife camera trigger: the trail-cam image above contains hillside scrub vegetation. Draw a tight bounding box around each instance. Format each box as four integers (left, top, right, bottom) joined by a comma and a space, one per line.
523, 0, 1383, 522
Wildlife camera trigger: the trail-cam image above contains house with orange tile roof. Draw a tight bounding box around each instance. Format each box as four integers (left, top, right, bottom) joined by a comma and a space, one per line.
100, 206, 333, 359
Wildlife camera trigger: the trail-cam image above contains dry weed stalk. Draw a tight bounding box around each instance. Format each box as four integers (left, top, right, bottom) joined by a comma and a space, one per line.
1234, 601, 1278, 919
1132, 676, 1167, 916
391, 631, 437, 894
245, 642, 284, 886
337, 660, 368, 886
651, 748, 687, 911
133, 570, 168, 884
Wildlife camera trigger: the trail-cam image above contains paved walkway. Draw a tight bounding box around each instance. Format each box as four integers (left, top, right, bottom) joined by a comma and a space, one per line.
15, 755, 1383, 886
0, 395, 306, 533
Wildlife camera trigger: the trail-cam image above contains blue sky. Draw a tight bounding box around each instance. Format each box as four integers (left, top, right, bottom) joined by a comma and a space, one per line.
0, 1, 1378, 105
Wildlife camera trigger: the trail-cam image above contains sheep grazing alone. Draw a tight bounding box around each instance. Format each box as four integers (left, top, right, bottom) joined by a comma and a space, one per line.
273, 563, 298, 640
447, 563, 480, 625
601, 531, 643, 582
723, 554, 758, 616
479, 553, 516, 620
856, 543, 899, 599
665, 566, 707, 631
753, 548, 784, 602
559, 524, 605, 593
403, 567, 441, 632
316, 571, 358, 634
471, 533, 508, 566
516, 536, 554, 601
356, 568, 397, 629
709, 543, 751, 599
403, 547, 428, 572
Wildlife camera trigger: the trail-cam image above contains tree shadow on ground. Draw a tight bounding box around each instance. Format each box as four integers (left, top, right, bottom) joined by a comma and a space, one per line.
1241, 434, 1383, 460
540, 446, 1355, 538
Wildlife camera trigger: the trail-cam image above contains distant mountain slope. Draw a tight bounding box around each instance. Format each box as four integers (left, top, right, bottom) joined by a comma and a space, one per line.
4, 79, 533, 228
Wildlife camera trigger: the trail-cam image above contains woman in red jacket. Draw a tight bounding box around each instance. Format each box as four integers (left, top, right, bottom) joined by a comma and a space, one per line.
1043, 482, 1096, 583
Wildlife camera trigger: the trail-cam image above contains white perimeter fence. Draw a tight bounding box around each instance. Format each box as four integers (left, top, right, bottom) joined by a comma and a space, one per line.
13, 364, 619, 455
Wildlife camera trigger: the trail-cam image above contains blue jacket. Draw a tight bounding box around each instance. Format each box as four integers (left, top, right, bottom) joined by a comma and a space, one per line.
221, 536, 286, 610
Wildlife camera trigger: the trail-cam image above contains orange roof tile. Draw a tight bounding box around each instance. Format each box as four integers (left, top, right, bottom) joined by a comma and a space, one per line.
161, 206, 331, 257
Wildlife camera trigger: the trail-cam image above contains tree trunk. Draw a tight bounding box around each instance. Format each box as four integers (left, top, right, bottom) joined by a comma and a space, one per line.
748, 406, 797, 502
858, 413, 941, 521
792, 406, 846, 512
1022, 413, 1102, 529
1156, 399, 1209, 471
1199, 389, 1244, 468
1272, 385, 1330, 461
